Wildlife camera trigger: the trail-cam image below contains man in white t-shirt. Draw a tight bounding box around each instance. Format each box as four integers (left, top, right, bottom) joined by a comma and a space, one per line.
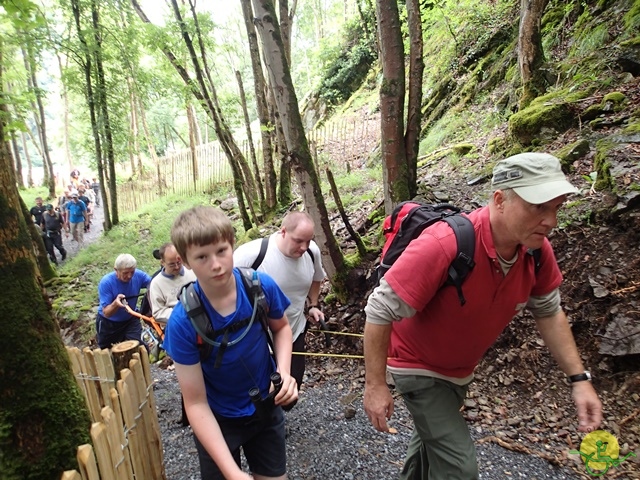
148, 243, 197, 324
234, 211, 326, 389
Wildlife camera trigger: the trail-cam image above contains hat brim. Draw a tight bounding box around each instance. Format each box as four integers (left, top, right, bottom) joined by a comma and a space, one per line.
513, 180, 579, 204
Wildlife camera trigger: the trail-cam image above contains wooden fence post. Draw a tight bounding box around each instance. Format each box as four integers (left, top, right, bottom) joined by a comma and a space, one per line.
117, 369, 151, 480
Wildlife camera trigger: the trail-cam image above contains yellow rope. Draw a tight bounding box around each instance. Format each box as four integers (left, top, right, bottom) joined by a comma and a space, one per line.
292, 351, 364, 359
307, 329, 363, 338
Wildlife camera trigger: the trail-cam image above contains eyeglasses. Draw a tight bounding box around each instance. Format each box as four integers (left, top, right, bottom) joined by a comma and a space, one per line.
165, 260, 182, 269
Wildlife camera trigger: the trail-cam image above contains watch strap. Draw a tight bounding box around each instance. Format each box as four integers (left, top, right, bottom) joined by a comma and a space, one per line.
568, 371, 591, 383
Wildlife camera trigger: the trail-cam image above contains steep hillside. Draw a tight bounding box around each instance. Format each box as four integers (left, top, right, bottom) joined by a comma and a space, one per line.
305, 0, 640, 474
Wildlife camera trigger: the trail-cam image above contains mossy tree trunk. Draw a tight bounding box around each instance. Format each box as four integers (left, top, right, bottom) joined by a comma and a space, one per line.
404, 0, 423, 200
0, 81, 90, 479
376, 0, 411, 215
251, 0, 345, 283
240, 0, 278, 211
518, 0, 550, 108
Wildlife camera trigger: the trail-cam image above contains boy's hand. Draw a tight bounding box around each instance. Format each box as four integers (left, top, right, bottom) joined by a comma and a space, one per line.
274, 371, 298, 407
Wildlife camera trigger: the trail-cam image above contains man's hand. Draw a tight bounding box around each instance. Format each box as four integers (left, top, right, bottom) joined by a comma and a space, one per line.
274, 371, 299, 407
572, 381, 603, 432
113, 294, 126, 309
307, 306, 325, 324
364, 383, 394, 432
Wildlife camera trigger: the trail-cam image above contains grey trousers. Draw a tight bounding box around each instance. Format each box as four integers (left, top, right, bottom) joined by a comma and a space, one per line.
393, 374, 479, 480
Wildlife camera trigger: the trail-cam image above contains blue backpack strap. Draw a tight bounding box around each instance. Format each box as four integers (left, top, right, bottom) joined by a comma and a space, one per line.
442, 214, 476, 306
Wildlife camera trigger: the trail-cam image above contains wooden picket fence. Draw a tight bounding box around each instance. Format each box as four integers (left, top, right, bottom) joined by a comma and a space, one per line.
62, 342, 165, 480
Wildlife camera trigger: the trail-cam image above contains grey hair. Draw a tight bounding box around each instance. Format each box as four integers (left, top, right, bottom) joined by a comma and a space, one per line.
114, 253, 137, 270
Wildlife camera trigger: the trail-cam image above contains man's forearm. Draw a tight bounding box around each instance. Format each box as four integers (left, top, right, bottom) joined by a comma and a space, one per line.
535, 311, 585, 376
364, 322, 392, 386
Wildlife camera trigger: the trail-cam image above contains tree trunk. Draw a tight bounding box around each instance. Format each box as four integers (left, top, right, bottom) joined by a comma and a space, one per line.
11, 132, 25, 189
251, 0, 345, 284
90, 0, 119, 226
404, 0, 422, 200
21, 131, 34, 188
186, 101, 200, 185
376, 0, 409, 214
279, 0, 292, 65
128, 84, 138, 174
0, 70, 90, 480
22, 43, 56, 199
518, 0, 550, 108
57, 52, 74, 173
240, 0, 277, 210
235, 70, 265, 213
131, 0, 254, 230
137, 95, 163, 196
71, 0, 112, 231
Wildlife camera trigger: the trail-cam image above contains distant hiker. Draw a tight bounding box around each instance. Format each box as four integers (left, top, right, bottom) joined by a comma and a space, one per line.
164, 206, 297, 480
234, 211, 326, 389
148, 243, 196, 324
41, 204, 67, 264
77, 186, 93, 232
65, 192, 87, 246
91, 178, 100, 206
96, 254, 152, 349
30, 197, 47, 226
363, 152, 602, 479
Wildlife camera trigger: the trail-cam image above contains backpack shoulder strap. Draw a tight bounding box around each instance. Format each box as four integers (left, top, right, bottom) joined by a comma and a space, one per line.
306, 247, 314, 264
442, 214, 476, 306
528, 248, 542, 275
236, 266, 276, 365
179, 282, 215, 361
251, 237, 269, 270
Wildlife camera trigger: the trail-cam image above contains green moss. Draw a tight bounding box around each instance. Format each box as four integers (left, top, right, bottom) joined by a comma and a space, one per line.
603, 91, 626, 104
622, 121, 640, 134
593, 139, 614, 190
554, 139, 590, 168
452, 143, 475, 155
620, 36, 640, 47
508, 101, 572, 145
624, 0, 640, 30
488, 136, 508, 154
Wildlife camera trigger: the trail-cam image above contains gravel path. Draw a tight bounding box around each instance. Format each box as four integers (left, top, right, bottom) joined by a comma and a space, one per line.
57, 200, 105, 262
152, 358, 582, 480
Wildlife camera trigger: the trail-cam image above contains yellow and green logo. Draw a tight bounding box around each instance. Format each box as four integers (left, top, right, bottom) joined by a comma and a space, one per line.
570, 430, 636, 476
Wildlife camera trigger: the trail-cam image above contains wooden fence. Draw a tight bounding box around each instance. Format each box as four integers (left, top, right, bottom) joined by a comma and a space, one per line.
62, 342, 165, 480
114, 114, 380, 215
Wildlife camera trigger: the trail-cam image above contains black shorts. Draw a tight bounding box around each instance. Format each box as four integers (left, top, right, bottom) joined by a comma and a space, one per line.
194, 407, 286, 479
95, 314, 142, 349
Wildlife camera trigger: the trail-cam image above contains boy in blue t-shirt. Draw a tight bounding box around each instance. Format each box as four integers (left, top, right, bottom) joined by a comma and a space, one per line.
164, 206, 298, 480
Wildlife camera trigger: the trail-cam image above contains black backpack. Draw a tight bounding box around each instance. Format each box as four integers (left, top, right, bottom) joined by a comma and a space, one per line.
179, 267, 273, 368
250, 236, 314, 270
377, 201, 542, 306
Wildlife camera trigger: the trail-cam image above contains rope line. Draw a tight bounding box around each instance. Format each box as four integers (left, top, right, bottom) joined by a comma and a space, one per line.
307, 329, 363, 338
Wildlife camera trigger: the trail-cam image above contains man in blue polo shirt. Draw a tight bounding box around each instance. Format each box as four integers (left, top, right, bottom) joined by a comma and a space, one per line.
65, 191, 87, 246
96, 253, 152, 349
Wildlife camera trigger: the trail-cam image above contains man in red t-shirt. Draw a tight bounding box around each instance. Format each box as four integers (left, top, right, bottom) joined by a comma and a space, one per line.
364, 153, 602, 479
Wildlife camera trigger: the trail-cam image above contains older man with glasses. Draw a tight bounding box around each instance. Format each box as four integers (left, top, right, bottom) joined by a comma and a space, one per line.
148, 243, 196, 325
96, 254, 152, 349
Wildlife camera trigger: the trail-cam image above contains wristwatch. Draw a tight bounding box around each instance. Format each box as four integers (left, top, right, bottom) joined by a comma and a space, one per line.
568, 371, 592, 383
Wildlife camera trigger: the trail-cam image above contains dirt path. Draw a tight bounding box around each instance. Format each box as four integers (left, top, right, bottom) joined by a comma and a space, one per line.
59, 200, 105, 262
